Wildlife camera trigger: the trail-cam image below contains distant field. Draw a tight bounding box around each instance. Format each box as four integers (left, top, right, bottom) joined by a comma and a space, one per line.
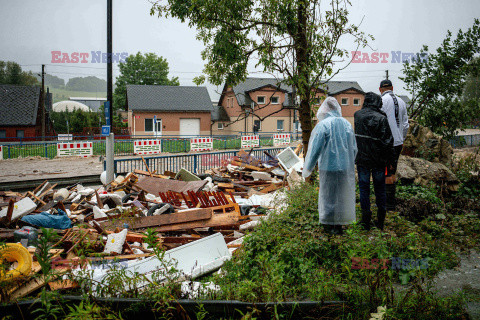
50, 88, 106, 103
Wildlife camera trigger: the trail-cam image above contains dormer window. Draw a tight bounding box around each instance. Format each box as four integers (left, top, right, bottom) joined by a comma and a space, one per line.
271, 96, 279, 104
257, 96, 265, 104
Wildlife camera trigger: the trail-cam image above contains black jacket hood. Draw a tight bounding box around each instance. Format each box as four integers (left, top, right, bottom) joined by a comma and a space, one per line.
363, 92, 383, 110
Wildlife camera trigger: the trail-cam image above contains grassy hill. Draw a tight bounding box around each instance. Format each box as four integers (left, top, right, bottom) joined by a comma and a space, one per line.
50, 87, 106, 103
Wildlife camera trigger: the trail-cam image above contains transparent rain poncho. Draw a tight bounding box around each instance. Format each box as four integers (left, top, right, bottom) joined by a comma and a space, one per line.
302, 97, 357, 225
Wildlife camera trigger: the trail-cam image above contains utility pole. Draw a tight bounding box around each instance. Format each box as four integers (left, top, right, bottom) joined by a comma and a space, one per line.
385, 70, 389, 80
105, 0, 115, 184
41, 64, 45, 140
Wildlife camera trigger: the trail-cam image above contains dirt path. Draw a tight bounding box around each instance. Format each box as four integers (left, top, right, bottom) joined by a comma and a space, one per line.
432, 250, 480, 319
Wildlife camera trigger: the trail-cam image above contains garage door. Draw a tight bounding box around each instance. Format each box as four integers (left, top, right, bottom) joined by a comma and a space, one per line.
180, 118, 200, 136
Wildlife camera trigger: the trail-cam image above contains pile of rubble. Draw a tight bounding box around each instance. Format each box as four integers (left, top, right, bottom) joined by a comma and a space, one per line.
0, 147, 304, 301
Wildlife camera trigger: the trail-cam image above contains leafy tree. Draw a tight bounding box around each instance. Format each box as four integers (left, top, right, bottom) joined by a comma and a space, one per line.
0, 61, 39, 86
66, 76, 107, 92
113, 52, 179, 111
151, 0, 371, 152
401, 19, 480, 138
37, 74, 65, 88
462, 57, 480, 103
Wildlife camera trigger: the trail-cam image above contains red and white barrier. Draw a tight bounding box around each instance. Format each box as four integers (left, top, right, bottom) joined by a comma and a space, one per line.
134, 140, 162, 155
0, 145, 3, 160
57, 142, 93, 158
241, 135, 260, 148
273, 133, 291, 147
190, 137, 213, 152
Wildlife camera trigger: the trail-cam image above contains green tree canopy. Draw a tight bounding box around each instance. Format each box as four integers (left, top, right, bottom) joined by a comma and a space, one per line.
151, 0, 371, 152
37, 74, 65, 88
401, 19, 480, 138
0, 61, 39, 86
113, 52, 179, 111
66, 76, 106, 92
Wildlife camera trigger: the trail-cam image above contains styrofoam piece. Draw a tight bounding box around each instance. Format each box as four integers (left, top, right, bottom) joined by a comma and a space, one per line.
239, 220, 261, 231
93, 206, 107, 219
251, 171, 272, 181
114, 191, 127, 198
78, 188, 95, 196
99, 194, 122, 206
90, 233, 230, 292
276, 147, 304, 173
0, 197, 37, 221
104, 229, 128, 254
53, 188, 69, 200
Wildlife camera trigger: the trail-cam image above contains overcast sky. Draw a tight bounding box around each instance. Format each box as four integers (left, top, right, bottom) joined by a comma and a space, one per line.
0, 0, 479, 100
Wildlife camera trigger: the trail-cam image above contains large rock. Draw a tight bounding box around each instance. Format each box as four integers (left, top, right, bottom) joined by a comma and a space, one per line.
397, 155, 460, 191
402, 120, 453, 166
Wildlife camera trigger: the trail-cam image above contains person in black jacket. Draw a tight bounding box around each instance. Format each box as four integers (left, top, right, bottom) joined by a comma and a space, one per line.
354, 92, 395, 230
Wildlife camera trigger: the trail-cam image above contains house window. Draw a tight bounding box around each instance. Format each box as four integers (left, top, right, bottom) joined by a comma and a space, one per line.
257, 96, 265, 104
16, 130, 24, 138
353, 98, 360, 106
0, 130, 6, 138
271, 96, 279, 104
277, 120, 284, 131
217, 122, 224, 130
253, 120, 261, 132
144, 118, 153, 132
341, 98, 349, 106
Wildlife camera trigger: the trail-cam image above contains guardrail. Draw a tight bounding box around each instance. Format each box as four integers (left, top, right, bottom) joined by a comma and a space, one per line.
0, 133, 301, 160
105, 147, 285, 175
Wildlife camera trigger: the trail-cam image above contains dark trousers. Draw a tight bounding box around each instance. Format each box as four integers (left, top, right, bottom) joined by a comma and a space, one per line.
357, 166, 386, 229
392, 145, 403, 173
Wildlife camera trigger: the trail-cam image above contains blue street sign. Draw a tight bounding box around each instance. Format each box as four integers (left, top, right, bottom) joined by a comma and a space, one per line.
101, 125, 111, 136
104, 101, 111, 126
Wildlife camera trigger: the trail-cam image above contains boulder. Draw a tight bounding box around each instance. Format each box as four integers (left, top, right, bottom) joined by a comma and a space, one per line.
397, 155, 460, 191
402, 120, 453, 166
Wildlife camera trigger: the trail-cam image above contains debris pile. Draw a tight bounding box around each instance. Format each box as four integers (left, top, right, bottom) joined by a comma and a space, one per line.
0, 147, 304, 301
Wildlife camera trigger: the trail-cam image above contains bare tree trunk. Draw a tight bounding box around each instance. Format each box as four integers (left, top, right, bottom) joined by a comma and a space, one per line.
295, 0, 313, 155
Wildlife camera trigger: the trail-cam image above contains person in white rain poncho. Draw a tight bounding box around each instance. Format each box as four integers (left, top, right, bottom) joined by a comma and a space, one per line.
302, 97, 357, 235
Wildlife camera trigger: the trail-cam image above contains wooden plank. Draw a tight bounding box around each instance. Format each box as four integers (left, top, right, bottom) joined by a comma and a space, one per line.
5, 199, 14, 224
141, 156, 153, 176
48, 279, 78, 291
260, 183, 284, 194
100, 208, 213, 230
134, 169, 170, 179
154, 210, 240, 232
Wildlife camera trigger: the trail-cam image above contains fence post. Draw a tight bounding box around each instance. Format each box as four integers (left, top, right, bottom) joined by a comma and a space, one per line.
184, 139, 187, 153
224, 137, 227, 149
8, 145, 10, 159
193, 154, 198, 173
44, 143, 48, 158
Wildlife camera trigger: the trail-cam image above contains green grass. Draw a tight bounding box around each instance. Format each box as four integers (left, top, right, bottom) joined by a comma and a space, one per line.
1, 137, 280, 159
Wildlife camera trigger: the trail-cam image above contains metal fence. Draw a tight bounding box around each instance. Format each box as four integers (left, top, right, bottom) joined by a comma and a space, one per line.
105, 147, 285, 175
0, 133, 301, 160
449, 134, 480, 148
